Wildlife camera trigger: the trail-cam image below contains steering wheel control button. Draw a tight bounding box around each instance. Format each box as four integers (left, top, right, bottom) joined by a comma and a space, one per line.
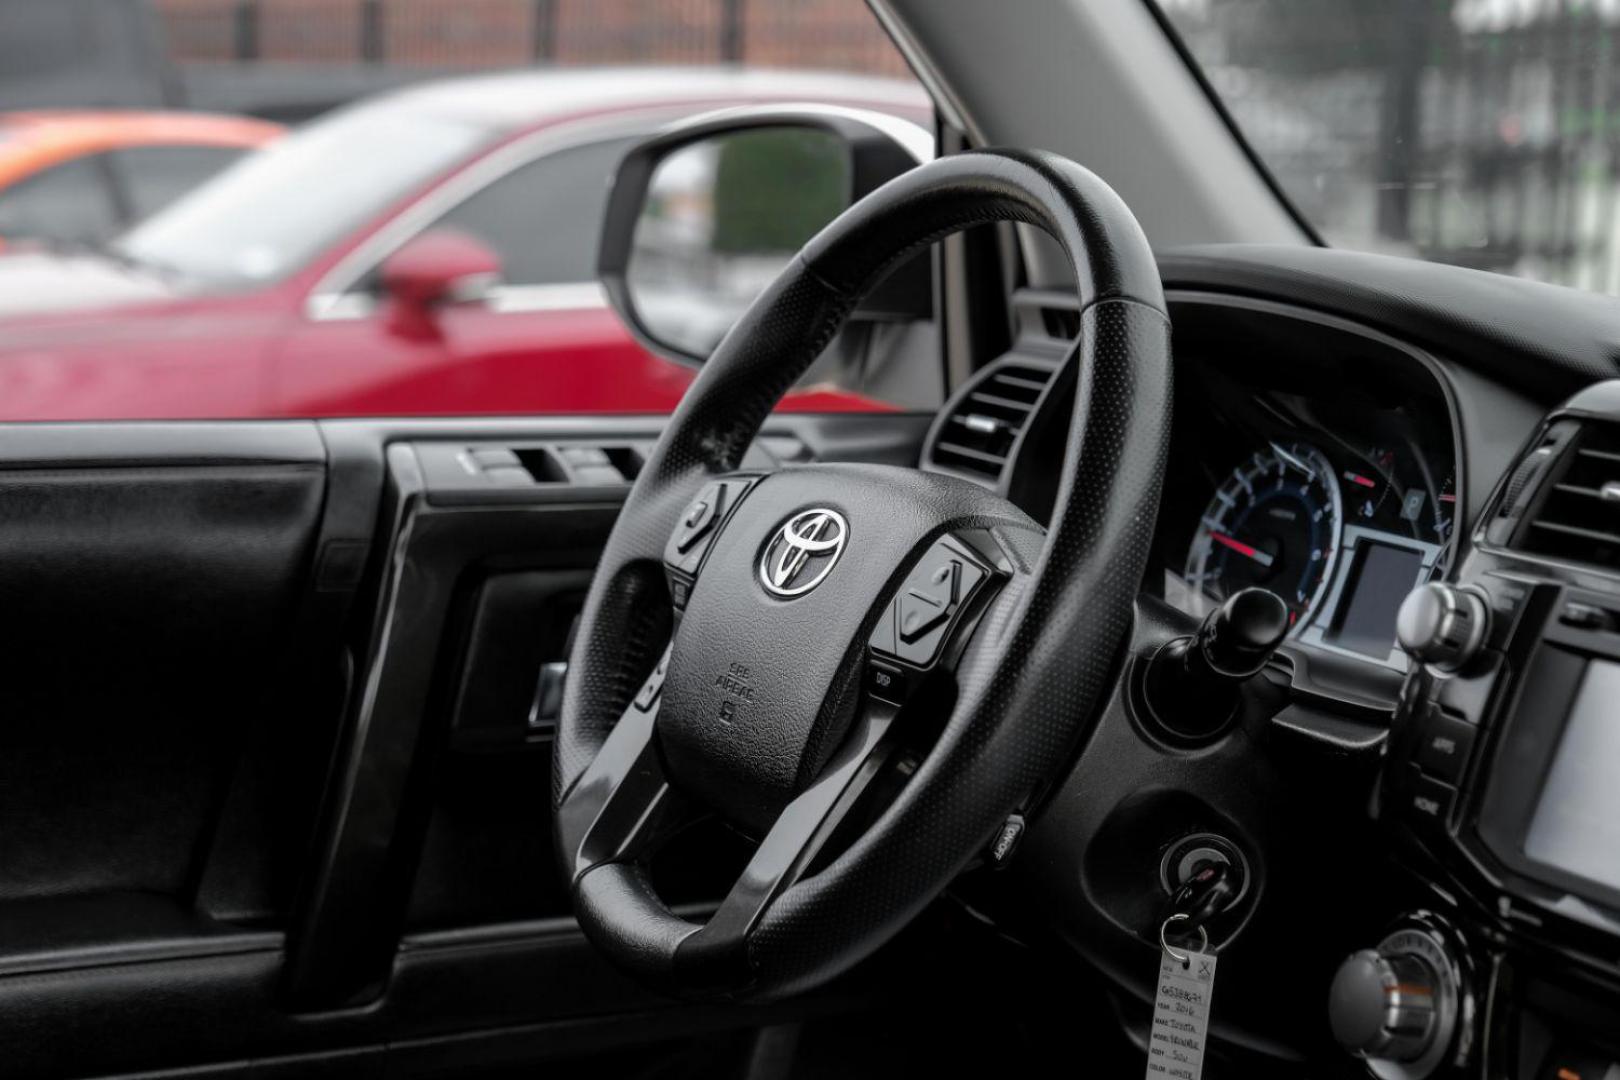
667, 570, 693, 611
897, 591, 950, 644
872, 538, 990, 668
665, 478, 755, 576
1413, 709, 1476, 785
632, 647, 671, 713
865, 660, 909, 704
986, 813, 1025, 868
673, 482, 724, 553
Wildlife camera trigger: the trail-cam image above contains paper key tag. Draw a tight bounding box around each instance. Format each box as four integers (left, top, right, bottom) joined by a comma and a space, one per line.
1144, 946, 1217, 1080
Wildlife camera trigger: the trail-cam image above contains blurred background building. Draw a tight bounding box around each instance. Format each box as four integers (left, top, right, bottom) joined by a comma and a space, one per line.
8, 0, 906, 121
1162, 0, 1620, 293
7, 0, 1620, 296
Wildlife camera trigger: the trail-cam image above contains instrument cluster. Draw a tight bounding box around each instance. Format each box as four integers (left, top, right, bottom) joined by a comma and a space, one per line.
1158, 322, 1457, 672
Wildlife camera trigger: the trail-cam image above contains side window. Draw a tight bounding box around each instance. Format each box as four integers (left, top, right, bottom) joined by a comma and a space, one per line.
429, 137, 635, 288
108, 145, 247, 222
0, 155, 118, 246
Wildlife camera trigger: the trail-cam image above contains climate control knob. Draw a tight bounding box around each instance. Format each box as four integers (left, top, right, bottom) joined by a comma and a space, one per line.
1329, 950, 1438, 1064
1328, 919, 1467, 1080
1396, 583, 1488, 673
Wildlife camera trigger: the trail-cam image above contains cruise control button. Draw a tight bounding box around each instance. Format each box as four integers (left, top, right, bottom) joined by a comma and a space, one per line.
986, 814, 1026, 868
871, 538, 990, 668
897, 590, 950, 643
1414, 709, 1476, 785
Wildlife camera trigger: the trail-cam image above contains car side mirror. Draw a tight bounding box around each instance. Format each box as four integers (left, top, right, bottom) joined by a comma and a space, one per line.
380, 228, 502, 339
598, 108, 932, 365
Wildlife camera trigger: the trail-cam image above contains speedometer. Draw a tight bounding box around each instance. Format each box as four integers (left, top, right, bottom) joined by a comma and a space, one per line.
1184, 442, 1343, 633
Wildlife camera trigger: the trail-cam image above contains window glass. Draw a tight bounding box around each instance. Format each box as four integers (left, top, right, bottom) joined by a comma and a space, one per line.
0, 0, 929, 419
117, 106, 491, 285
109, 144, 248, 221
1159, 0, 1620, 293
430, 136, 635, 287
0, 155, 118, 246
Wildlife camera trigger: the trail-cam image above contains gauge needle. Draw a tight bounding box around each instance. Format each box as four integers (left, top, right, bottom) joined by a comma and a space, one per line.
1210, 531, 1275, 568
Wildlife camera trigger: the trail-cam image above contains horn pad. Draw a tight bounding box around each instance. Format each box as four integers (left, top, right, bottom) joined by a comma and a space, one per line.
657, 466, 946, 832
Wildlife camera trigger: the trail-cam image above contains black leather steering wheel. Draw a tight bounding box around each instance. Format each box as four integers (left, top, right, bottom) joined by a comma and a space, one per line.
554, 148, 1171, 1001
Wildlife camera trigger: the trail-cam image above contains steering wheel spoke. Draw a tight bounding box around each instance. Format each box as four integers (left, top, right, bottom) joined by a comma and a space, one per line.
558, 645, 694, 879
674, 695, 903, 988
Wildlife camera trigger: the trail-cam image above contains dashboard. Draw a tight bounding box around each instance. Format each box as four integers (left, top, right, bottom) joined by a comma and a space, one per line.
918, 259, 1620, 1079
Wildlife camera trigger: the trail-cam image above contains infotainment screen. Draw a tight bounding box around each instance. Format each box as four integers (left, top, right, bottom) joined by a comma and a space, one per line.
1524, 659, 1620, 893
1327, 541, 1425, 658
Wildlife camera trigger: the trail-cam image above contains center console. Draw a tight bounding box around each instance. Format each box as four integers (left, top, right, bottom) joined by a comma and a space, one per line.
1332, 382, 1620, 1079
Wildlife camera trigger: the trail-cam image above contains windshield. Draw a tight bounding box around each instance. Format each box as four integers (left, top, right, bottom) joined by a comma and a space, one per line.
1159, 0, 1620, 292
115, 104, 491, 286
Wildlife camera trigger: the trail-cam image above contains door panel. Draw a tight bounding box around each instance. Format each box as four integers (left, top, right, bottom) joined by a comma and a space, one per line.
0, 423, 327, 908
0, 411, 931, 1079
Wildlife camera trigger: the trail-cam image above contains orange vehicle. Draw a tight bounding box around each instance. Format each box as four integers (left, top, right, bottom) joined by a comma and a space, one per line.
0, 110, 282, 251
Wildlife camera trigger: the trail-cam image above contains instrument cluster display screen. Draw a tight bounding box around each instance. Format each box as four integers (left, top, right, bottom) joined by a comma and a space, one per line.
1525, 659, 1620, 894
1326, 541, 1425, 659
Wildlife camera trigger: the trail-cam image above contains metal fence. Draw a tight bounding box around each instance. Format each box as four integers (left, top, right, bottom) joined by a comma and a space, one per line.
155, 0, 910, 76
1164, 0, 1620, 294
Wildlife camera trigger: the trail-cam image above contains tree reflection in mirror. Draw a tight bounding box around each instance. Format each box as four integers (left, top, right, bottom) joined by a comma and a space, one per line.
627, 127, 850, 358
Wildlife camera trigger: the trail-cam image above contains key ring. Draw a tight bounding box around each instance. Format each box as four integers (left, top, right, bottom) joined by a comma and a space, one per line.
1160, 913, 1209, 967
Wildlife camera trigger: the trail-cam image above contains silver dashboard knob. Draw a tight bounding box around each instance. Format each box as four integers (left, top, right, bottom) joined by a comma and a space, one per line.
1328, 920, 1468, 1080
1329, 950, 1439, 1064
1396, 583, 1488, 672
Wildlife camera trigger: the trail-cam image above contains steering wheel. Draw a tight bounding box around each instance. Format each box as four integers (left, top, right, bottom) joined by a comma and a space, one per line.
554, 148, 1170, 1001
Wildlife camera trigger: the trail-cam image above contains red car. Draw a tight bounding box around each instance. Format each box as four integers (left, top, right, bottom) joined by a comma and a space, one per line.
0, 69, 929, 420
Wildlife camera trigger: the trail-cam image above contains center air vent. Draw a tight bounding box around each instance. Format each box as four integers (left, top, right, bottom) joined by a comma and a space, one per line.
924, 358, 1059, 486
1513, 420, 1620, 570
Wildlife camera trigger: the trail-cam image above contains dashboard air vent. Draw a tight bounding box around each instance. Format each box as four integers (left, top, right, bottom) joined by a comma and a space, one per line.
1516, 421, 1620, 570
1040, 306, 1081, 342
927, 360, 1058, 484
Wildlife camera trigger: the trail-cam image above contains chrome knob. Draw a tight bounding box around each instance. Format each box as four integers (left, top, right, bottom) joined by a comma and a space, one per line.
1329, 949, 1439, 1064
1396, 583, 1488, 672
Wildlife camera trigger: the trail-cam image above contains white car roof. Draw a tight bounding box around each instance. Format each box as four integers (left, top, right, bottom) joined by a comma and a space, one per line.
372, 66, 931, 131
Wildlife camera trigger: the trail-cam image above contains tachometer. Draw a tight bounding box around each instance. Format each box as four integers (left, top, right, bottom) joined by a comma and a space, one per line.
1184, 442, 1343, 632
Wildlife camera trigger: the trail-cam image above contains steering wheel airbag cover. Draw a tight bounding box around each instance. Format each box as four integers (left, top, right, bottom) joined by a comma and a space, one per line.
659, 465, 1012, 834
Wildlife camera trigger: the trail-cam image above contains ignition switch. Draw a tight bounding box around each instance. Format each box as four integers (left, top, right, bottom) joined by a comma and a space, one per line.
1157, 833, 1252, 948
